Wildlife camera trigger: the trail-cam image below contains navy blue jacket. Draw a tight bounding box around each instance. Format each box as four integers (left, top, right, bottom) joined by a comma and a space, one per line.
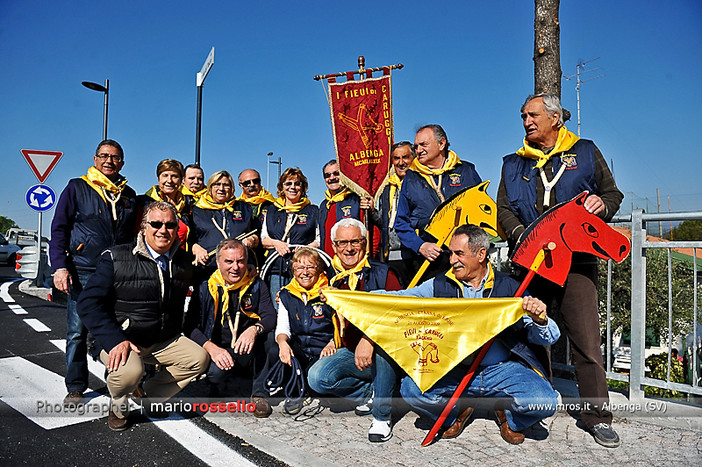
191, 201, 259, 267
50, 177, 137, 273
279, 289, 335, 359
264, 202, 319, 275
395, 161, 481, 252
186, 276, 276, 347
501, 139, 597, 227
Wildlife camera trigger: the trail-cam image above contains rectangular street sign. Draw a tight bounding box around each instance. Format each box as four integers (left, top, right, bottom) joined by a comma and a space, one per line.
197, 46, 215, 86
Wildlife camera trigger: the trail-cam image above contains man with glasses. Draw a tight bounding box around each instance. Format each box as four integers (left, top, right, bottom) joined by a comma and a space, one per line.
394, 125, 482, 282
307, 218, 401, 442
319, 160, 367, 257
50, 139, 138, 407
77, 202, 208, 431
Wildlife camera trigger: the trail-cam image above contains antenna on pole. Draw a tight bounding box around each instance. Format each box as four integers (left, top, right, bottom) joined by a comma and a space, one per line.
563, 57, 605, 136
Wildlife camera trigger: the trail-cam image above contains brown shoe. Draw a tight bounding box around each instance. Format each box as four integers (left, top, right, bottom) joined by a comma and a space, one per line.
108, 410, 130, 432
442, 406, 475, 439
63, 391, 83, 406
252, 397, 272, 418
495, 409, 525, 445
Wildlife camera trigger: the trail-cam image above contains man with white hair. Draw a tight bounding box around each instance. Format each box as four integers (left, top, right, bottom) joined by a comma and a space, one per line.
308, 218, 401, 442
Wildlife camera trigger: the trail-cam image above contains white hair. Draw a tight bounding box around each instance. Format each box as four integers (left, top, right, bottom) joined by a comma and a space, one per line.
330, 218, 367, 242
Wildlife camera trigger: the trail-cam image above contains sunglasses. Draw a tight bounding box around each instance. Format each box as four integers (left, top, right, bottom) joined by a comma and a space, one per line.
147, 220, 178, 230
240, 178, 261, 187
323, 170, 340, 179
283, 181, 302, 187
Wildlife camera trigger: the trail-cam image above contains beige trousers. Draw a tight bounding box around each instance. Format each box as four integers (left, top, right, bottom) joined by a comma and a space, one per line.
99, 335, 209, 418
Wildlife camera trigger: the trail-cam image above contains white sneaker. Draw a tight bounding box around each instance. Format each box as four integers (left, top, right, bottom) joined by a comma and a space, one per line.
368, 417, 392, 442
355, 393, 373, 416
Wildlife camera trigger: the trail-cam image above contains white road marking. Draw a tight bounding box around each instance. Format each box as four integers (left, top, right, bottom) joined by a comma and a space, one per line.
0, 357, 109, 429
0, 279, 21, 303
48, 341, 253, 466
23, 318, 51, 332
9, 304, 28, 315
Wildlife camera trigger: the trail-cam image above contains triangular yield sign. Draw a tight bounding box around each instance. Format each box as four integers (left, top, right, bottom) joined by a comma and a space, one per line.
20, 149, 63, 183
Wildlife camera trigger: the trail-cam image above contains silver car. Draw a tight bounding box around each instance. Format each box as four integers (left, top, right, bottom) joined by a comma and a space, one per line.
0, 232, 21, 264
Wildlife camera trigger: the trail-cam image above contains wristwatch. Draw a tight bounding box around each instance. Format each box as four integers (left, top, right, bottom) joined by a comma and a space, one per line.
254, 323, 264, 335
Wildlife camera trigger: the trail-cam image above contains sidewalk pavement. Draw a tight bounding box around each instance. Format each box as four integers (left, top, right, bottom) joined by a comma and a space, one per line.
21, 281, 702, 466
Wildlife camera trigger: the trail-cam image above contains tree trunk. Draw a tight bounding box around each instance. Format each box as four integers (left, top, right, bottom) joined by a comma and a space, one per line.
533, 0, 562, 98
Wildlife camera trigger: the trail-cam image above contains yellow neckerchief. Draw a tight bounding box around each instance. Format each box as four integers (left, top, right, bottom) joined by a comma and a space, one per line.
182, 185, 207, 200
445, 262, 495, 296
409, 150, 461, 202
273, 196, 311, 213
386, 172, 403, 221
80, 166, 128, 220
145, 185, 186, 213
324, 187, 352, 209
330, 254, 371, 291
195, 192, 236, 213
207, 269, 258, 325
237, 187, 275, 205
284, 273, 329, 302
516, 126, 580, 168
410, 150, 460, 177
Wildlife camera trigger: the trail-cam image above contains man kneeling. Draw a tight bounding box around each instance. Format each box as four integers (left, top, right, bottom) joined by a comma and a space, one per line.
78, 202, 209, 431
391, 224, 560, 444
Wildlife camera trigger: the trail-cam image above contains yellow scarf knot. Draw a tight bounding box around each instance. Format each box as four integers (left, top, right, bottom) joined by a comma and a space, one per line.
207, 269, 257, 325
284, 273, 329, 302
325, 187, 352, 209
516, 126, 580, 168
273, 196, 311, 213
330, 254, 371, 291
195, 192, 237, 212
145, 185, 186, 213
237, 188, 276, 205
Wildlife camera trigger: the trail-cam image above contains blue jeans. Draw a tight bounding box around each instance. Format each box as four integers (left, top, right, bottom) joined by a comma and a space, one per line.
65, 272, 91, 393
307, 347, 397, 421
400, 360, 558, 432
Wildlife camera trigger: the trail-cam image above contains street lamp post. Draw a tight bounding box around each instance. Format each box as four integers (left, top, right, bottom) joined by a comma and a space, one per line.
81, 79, 109, 140
267, 152, 281, 191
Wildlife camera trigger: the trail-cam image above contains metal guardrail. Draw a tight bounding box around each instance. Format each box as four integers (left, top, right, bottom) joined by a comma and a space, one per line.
612, 210, 702, 400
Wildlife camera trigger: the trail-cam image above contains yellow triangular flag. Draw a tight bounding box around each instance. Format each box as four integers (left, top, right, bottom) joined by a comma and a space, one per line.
322, 289, 525, 392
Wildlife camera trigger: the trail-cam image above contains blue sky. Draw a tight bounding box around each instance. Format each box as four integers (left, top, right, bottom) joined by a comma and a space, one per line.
1, 0, 700, 233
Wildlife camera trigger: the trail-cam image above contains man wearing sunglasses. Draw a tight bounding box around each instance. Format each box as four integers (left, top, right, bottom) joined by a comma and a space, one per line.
77, 201, 208, 431
49, 139, 138, 408
318, 160, 367, 257
237, 169, 275, 266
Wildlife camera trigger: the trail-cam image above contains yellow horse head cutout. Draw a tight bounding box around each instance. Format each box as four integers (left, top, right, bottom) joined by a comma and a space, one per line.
424, 181, 503, 242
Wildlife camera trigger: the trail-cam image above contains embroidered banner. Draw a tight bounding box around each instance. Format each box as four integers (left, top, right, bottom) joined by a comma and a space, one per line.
328, 74, 392, 199
323, 289, 525, 393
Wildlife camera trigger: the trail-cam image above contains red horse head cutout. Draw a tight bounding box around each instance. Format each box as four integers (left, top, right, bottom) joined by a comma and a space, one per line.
511, 191, 630, 286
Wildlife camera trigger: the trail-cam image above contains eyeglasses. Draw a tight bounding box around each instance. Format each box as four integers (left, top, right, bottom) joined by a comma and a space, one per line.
323, 170, 340, 179
147, 220, 178, 230
293, 265, 318, 273
96, 153, 123, 162
333, 238, 365, 248
283, 181, 302, 187
240, 178, 261, 187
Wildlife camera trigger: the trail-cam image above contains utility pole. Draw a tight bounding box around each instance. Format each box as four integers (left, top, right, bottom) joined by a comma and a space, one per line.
563, 57, 604, 136
267, 152, 281, 190
195, 47, 214, 165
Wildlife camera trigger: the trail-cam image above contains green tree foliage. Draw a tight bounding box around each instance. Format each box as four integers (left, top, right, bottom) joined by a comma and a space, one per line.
0, 216, 18, 234
644, 353, 684, 398
598, 250, 697, 339
667, 219, 702, 241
